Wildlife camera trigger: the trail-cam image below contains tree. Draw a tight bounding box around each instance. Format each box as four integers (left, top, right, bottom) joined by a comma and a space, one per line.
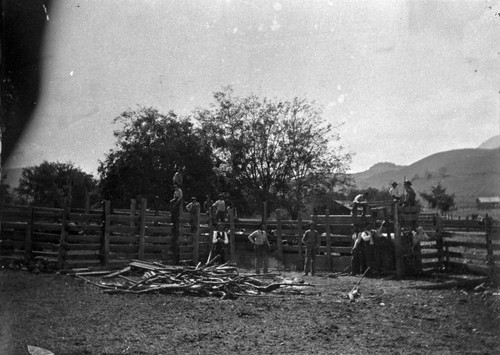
0, 175, 14, 205
420, 183, 455, 212
98, 106, 216, 209
15, 161, 98, 208
196, 88, 351, 218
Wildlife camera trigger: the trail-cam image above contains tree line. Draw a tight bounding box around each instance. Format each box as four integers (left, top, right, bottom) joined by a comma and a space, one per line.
0, 87, 454, 216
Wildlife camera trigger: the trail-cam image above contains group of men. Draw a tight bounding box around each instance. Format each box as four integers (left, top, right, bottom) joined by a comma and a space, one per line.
351, 180, 417, 218
350, 221, 393, 276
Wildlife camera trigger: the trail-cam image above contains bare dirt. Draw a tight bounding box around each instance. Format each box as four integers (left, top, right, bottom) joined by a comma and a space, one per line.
1, 267, 499, 355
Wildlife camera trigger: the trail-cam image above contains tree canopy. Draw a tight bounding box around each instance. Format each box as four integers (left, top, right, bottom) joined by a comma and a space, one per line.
15, 161, 98, 208
98, 106, 216, 209
196, 88, 351, 218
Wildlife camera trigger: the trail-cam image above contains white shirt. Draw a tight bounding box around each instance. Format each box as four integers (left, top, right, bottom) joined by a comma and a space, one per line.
389, 186, 402, 198
361, 231, 373, 245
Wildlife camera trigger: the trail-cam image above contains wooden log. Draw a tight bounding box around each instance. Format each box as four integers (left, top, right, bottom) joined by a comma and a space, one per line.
103, 266, 132, 278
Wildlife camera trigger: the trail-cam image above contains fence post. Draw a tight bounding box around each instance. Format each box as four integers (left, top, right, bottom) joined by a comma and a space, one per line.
154, 196, 159, 227
138, 198, 147, 260
276, 209, 283, 263
130, 199, 136, 228
325, 209, 332, 271
435, 212, 444, 270
101, 200, 110, 267
229, 208, 236, 264
24, 205, 34, 264
484, 214, 496, 282
58, 199, 69, 269
193, 205, 200, 264
393, 202, 403, 278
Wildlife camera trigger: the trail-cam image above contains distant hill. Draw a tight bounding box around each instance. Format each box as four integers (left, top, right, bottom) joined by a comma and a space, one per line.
478, 135, 500, 149
352, 148, 500, 209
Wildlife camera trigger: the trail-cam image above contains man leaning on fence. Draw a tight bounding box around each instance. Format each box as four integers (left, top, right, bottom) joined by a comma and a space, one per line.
302, 222, 320, 276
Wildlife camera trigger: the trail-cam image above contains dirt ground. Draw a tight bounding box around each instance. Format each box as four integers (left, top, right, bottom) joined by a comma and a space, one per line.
1, 266, 499, 355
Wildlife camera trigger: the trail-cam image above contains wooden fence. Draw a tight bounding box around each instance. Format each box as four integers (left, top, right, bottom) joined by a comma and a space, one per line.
1, 200, 498, 278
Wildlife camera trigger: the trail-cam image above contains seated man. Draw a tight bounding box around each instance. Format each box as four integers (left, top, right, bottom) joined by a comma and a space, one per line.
352, 192, 369, 216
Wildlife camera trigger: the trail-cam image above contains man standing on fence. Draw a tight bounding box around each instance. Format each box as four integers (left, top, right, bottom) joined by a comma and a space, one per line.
186, 197, 200, 233
248, 223, 271, 274
302, 221, 320, 276
212, 194, 226, 223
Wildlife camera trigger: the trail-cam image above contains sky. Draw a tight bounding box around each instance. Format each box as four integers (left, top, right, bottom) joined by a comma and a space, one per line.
5, 0, 500, 175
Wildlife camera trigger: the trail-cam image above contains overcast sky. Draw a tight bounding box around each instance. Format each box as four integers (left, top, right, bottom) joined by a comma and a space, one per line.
5, 0, 500, 174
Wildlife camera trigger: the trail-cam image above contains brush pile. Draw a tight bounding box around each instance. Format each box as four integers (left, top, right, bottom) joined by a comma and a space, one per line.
74, 259, 313, 299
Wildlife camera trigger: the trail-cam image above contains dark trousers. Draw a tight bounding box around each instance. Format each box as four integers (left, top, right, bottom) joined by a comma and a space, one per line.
213, 243, 226, 264
254, 244, 268, 274
304, 246, 317, 275
352, 202, 368, 216
216, 211, 225, 222
351, 246, 364, 275
363, 244, 378, 275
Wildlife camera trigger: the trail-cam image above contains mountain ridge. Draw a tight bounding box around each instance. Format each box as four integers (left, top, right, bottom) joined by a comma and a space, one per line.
352, 147, 500, 209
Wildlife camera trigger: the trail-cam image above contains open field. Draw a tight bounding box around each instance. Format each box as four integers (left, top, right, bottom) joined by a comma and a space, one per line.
1, 268, 499, 355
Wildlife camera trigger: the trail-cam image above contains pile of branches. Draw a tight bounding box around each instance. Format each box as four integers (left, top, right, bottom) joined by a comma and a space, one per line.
75, 259, 313, 299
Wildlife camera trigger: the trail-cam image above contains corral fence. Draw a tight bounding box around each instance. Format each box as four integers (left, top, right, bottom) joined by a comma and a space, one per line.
0, 199, 499, 279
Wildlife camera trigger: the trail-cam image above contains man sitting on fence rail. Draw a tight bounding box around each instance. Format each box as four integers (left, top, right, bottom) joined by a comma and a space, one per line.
352, 192, 369, 217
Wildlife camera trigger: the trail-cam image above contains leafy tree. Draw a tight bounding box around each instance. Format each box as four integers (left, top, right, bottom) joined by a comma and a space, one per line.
196, 88, 351, 218
0, 175, 14, 205
420, 182, 455, 212
15, 161, 98, 208
98, 106, 216, 209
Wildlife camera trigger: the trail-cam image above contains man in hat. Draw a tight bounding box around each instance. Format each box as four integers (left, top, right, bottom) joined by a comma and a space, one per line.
169, 184, 183, 264
389, 181, 402, 202
401, 180, 416, 207
186, 197, 201, 233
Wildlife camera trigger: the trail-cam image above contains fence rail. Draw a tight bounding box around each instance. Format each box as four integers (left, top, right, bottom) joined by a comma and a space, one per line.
1, 201, 498, 277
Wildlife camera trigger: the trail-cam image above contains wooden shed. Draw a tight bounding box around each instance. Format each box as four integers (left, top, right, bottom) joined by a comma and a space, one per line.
476, 196, 500, 209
